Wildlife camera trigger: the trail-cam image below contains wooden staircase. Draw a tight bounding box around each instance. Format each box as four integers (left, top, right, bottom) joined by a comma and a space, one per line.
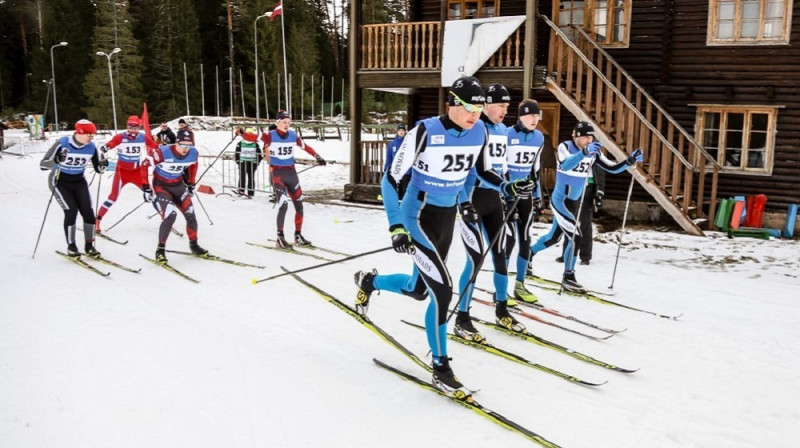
540, 15, 720, 236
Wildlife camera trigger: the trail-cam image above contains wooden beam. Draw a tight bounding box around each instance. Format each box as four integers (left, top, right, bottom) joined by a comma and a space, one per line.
349, 0, 362, 185
522, 0, 536, 96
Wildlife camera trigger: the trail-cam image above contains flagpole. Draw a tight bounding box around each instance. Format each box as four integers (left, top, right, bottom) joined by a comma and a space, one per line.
280, 0, 289, 113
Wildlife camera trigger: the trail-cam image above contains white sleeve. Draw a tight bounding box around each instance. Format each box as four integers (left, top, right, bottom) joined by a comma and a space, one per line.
387, 125, 421, 184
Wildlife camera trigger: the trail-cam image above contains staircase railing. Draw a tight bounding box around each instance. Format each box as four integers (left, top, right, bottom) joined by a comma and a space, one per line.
540, 14, 719, 228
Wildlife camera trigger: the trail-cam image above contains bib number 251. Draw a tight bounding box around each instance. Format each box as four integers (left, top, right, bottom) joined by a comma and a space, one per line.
442, 154, 474, 172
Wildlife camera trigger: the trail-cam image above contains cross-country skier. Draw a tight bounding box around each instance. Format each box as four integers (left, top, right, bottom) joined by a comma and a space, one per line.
95, 115, 159, 232
353, 76, 533, 398
149, 132, 207, 262
39, 119, 108, 256
505, 99, 546, 303
455, 83, 525, 340
530, 121, 643, 292
259, 110, 327, 248
234, 128, 264, 197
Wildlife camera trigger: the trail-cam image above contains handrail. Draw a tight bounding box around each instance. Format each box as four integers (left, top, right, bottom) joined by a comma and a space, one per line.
566, 23, 721, 168
538, 14, 693, 169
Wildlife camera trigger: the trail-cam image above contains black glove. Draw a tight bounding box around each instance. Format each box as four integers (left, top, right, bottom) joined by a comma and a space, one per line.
187, 183, 195, 198
593, 191, 604, 212
532, 197, 544, 215
626, 148, 644, 165
96, 158, 109, 173
55, 149, 67, 164
142, 184, 154, 202
503, 179, 534, 198
459, 202, 479, 224
504, 199, 519, 222
389, 224, 414, 254
315, 154, 327, 166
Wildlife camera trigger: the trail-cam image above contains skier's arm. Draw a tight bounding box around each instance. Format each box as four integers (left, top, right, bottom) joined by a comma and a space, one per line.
185, 157, 199, 185
474, 128, 505, 192
595, 151, 629, 174
382, 123, 425, 226
39, 141, 62, 170
234, 142, 242, 163
104, 133, 123, 150
297, 136, 318, 158
558, 142, 585, 172
144, 134, 160, 150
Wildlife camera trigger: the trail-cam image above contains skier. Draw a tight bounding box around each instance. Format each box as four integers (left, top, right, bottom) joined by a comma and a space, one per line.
234, 128, 263, 197
95, 115, 159, 232
39, 119, 108, 256
455, 83, 525, 339
530, 121, 643, 292
149, 132, 207, 262
504, 99, 546, 303
353, 77, 533, 397
259, 110, 327, 247
557, 162, 605, 265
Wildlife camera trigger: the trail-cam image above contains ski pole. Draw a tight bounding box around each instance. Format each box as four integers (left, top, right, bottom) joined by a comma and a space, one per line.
104, 200, 147, 232
193, 191, 214, 226
93, 167, 103, 217
252, 246, 393, 284
296, 164, 319, 175
194, 137, 237, 185
32, 168, 60, 259
609, 171, 637, 290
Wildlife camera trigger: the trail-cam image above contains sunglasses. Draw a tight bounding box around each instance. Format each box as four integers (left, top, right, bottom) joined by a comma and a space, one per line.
450, 92, 484, 114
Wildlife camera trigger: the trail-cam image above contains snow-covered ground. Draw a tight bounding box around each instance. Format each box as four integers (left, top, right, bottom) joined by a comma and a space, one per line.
1, 125, 798, 448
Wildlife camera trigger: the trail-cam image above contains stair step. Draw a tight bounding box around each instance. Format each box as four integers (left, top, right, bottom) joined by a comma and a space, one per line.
692, 217, 708, 225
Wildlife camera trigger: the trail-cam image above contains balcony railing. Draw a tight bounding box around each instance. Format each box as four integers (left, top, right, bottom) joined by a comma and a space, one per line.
360, 22, 524, 71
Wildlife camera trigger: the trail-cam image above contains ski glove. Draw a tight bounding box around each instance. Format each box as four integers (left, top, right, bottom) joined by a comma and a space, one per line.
389, 225, 415, 254
583, 141, 602, 157
315, 154, 327, 166
593, 190, 604, 212
142, 184, 154, 202
626, 148, 644, 165
503, 178, 535, 198
99, 146, 108, 161
187, 183, 196, 198
55, 149, 67, 164
459, 202, 479, 224
96, 158, 109, 173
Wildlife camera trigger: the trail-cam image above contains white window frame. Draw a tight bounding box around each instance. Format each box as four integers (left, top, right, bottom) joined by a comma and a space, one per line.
707, 0, 793, 45
555, 0, 632, 48
694, 104, 780, 175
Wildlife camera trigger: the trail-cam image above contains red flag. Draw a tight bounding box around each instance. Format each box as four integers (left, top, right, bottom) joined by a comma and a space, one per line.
141, 103, 151, 137
267, 1, 282, 21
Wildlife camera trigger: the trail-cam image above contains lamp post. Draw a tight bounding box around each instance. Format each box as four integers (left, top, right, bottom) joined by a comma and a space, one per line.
50, 41, 67, 132
254, 12, 269, 122
96, 47, 122, 132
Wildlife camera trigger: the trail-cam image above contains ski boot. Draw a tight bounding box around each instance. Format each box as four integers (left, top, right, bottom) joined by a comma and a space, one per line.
67, 243, 81, 258
495, 300, 526, 332
294, 232, 312, 247
513, 280, 538, 303
189, 240, 208, 256
562, 271, 586, 294
155, 245, 168, 263
431, 356, 471, 400
354, 269, 377, 315
275, 232, 291, 249
84, 242, 101, 258
454, 311, 486, 343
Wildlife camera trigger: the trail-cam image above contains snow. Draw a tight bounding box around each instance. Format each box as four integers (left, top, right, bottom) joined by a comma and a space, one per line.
1, 126, 799, 448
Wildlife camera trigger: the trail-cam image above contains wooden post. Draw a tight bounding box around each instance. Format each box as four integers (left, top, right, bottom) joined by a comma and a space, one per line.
438, 0, 447, 115
523, 0, 536, 96
350, 0, 363, 184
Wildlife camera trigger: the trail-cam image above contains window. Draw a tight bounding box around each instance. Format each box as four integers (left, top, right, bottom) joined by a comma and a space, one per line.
556, 1, 631, 47
708, 0, 793, 44
696, 105, 778, 174
448, 0, 498, 20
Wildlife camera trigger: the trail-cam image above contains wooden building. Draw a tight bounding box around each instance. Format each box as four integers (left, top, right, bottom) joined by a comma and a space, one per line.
347, 0, 800, 236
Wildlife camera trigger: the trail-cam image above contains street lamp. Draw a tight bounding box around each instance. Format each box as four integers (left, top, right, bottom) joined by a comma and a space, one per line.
254, 13, 270, 122
96, 47, 122, 132
50, 41, 67, 132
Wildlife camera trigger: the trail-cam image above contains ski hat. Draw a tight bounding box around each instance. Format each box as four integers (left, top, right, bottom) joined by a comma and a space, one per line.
485, 83, 511, 104
243, 128, 258, 142
127, 115, 140, 127
518, 101, 541, 117
448, 76, 485, 106
176, 129, 193, 145
574, 121, 595, 137
276, 110, 291, 121
74, 119, 96, 135
396, 124, 406, 131
179, 118, 187, 125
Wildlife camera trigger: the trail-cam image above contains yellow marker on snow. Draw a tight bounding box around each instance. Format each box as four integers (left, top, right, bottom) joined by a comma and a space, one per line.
251, 278, 258, 285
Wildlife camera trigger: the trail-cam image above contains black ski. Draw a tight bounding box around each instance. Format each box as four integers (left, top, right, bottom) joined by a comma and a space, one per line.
401, 320, 606, 387
97, 232, 128, 245
471, 317, 639, 373
267, 238, 352, 257
282, 267, 431, 372
83, 253, 141, 273
247, 242, 333, 262
165, 250, 266, 269
139, 254, 199, 283
373, 358, 565, 448
55, 251, 110, 277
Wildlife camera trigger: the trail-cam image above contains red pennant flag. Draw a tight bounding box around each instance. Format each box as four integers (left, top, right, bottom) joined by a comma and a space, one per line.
141, 103, 151, 137
267, 1, 282, 21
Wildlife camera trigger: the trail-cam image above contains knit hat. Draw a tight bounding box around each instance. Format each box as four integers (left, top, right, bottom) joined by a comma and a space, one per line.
243, 128, 258, 142
126, 115, 140, 127
179, 118, 187, 125
74, 119, 96, 135
176, 129, 193, 145
485, 84, 511, 104
574, 121, 595, 137
518, 101, 541, 117
396, 124, 406, 131
448, 76, 485, 106
277, 110, 291, 121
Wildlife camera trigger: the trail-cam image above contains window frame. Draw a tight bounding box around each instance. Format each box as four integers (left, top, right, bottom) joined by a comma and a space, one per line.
447, 0, 500, 20
554, 0, 632, 48
707, 0, 794, 45
694, 104, 780, 175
